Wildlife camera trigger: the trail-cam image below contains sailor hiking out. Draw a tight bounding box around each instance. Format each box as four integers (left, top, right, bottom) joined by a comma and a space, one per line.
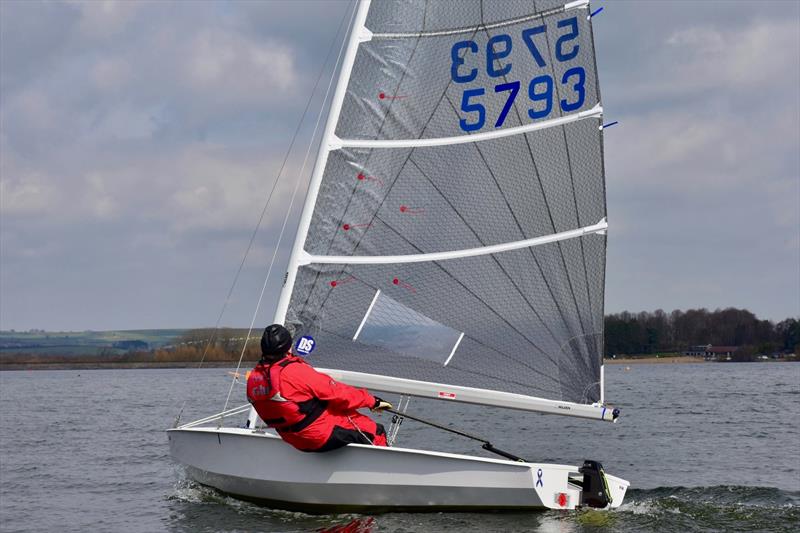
247, 324, 392, 452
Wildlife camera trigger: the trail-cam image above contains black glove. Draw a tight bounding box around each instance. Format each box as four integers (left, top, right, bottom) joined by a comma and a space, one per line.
371, 397, 393, 412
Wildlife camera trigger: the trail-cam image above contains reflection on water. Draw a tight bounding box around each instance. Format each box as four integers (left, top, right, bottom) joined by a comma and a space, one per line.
318, 516, 375, 533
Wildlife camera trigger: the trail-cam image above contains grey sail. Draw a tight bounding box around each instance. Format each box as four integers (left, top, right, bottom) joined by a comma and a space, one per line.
168, 1, 630, 514
280, 0, 607, 406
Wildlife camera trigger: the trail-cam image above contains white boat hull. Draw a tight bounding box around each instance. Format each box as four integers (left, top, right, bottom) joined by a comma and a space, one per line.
168, 427, 629, 512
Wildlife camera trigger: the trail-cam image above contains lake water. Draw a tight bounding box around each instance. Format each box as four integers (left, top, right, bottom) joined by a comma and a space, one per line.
1, 363, 798, 532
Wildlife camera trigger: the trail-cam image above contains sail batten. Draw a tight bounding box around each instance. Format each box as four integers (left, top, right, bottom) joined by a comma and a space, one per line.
332, 103, 601, 149
299, 218, 606, 265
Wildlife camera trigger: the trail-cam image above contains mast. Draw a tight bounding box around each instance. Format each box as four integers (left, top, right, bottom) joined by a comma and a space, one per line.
247, 1, 370, 431
272, 0, 373, 325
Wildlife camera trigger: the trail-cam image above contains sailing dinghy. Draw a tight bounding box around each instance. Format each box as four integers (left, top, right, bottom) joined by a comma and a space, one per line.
169, 0, 629, 511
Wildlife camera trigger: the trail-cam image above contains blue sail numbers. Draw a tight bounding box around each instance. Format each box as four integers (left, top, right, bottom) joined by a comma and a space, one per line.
451, 17, 585, 132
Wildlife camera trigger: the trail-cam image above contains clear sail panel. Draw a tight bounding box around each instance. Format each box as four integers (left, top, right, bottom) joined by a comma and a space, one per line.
354, 291, 464, 365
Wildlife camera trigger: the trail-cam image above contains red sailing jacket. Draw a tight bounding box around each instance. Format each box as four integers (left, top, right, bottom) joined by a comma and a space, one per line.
246, 354, 377, 451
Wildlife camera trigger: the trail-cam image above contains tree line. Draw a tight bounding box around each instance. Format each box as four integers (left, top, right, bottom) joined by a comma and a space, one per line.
604, 308, 799, 358
3, 311, 798, 367
150, 328, 261, 362
0, 328, 262, 367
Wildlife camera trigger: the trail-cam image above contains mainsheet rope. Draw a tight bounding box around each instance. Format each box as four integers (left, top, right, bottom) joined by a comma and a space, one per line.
220, 0, 358, 418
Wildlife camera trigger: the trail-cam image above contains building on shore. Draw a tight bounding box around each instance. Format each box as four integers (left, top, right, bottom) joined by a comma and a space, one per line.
704, 346, 738, 361
686, 344, 711, 356
685, 345, 739, 361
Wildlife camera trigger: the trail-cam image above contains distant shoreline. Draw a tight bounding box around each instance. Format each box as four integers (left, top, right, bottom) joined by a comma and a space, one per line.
4, 355, 796, 371
0, 361, 257, 371
605, 356, 707, 365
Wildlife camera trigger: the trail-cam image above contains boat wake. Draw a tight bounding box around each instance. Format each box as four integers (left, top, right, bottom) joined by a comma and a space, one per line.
604, 486, 799, 532
168, 475, 372, 532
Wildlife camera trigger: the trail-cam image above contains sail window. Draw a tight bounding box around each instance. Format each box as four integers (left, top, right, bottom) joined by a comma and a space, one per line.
354, 291, 464, 366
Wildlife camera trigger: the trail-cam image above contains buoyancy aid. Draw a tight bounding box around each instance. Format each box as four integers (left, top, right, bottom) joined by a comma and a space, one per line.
246, 356, 328, 434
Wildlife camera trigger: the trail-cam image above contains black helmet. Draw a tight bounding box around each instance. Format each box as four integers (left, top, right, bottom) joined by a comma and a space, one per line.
260, 324, 292, 358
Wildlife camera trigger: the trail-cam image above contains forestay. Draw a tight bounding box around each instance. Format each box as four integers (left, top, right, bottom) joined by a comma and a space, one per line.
274, 0, 612, 417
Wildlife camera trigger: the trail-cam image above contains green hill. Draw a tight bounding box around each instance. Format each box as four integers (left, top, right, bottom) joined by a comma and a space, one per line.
0, 329, 187, 357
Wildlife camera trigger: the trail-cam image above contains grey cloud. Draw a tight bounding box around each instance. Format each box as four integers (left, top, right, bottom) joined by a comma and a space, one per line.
595, 1, 799, 320
1, 0, 797, 331
1, 0, 341, 329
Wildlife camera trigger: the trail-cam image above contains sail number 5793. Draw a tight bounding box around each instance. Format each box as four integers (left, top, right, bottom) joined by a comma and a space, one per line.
450, 17, 585, 132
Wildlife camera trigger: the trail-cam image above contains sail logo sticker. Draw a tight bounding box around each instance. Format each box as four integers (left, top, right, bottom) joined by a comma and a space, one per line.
438, 391, 456, 399
295, 336, 316, 356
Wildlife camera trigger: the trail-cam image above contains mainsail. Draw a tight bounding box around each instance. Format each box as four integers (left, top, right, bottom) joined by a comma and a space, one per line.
274, 0, 611, 419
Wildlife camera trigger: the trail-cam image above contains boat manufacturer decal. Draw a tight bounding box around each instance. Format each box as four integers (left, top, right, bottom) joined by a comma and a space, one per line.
295, 335, 316, 356
438, 391, 456, 399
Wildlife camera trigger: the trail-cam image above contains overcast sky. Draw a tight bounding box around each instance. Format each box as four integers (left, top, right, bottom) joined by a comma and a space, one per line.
1, 0, 798, 332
